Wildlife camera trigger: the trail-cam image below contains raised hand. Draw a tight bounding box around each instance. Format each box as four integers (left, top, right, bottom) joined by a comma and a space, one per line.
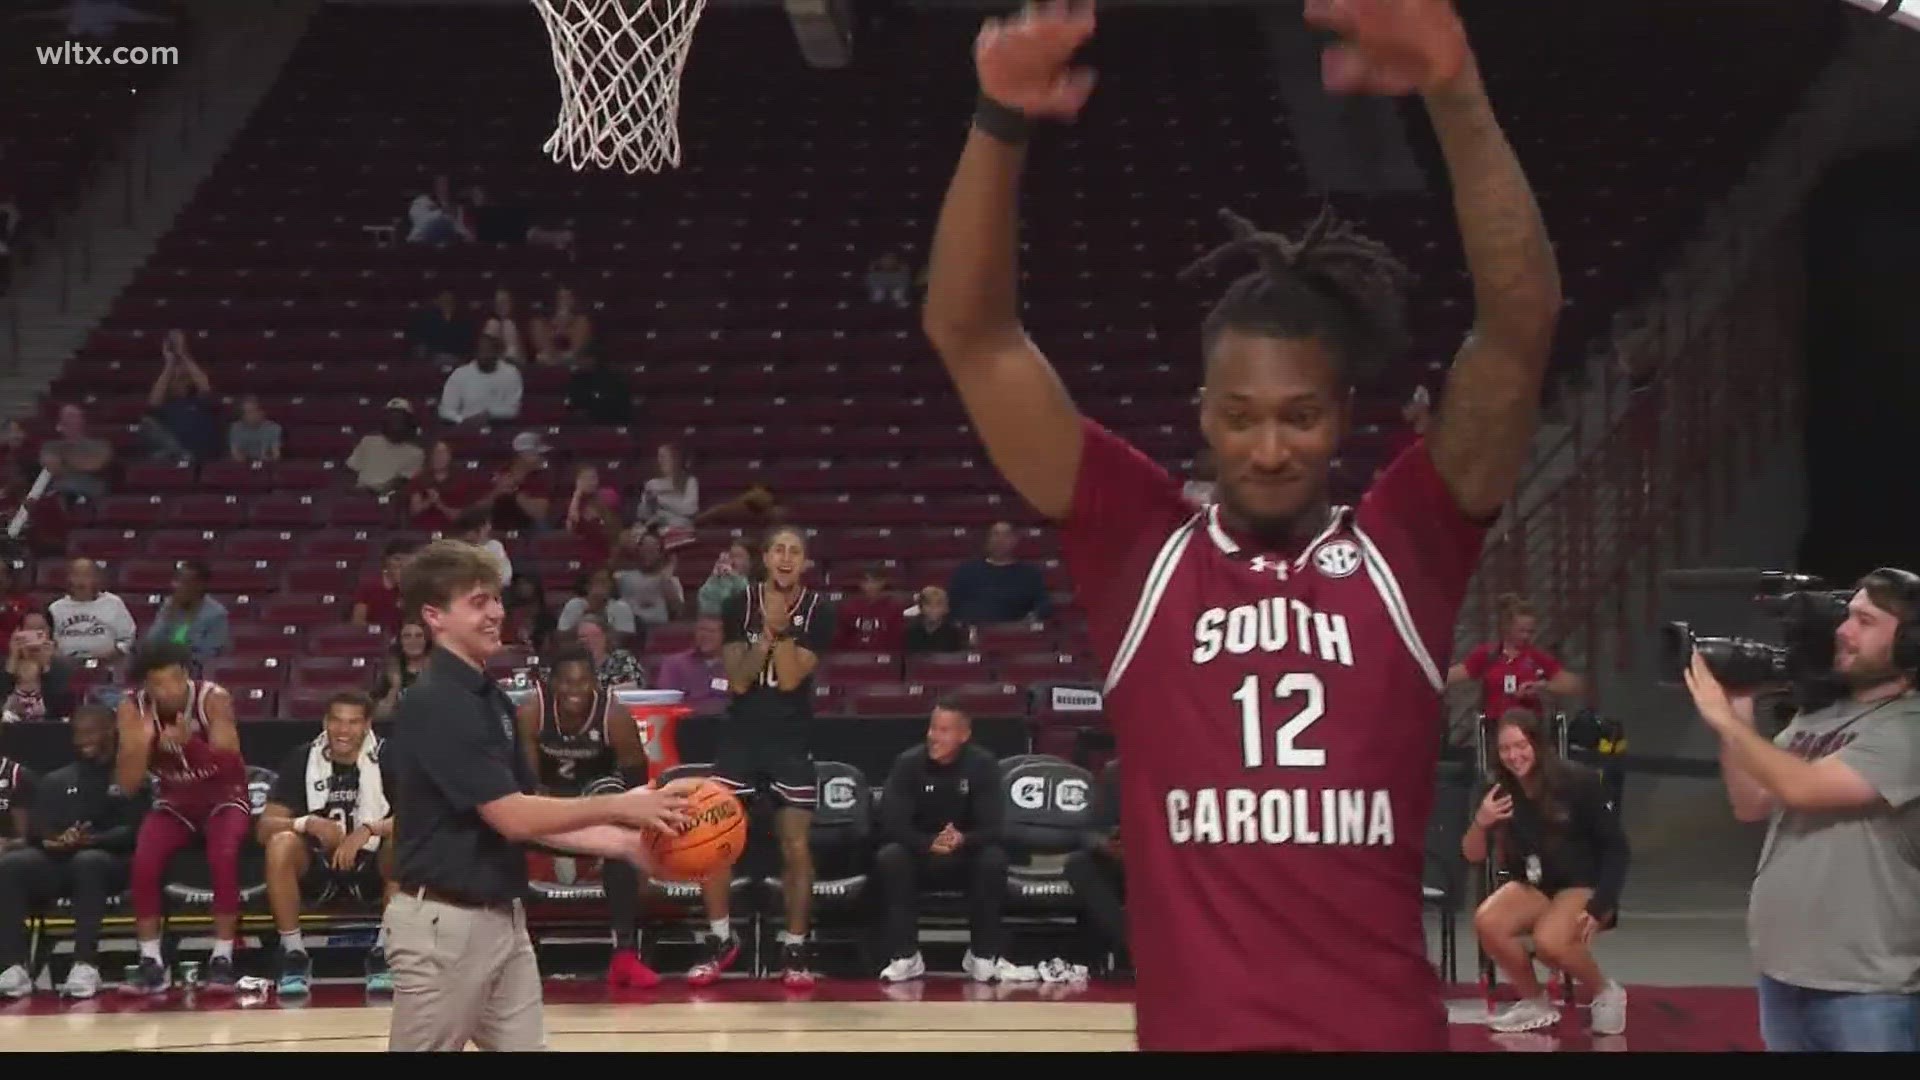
1302, 0, 1470, 97
975, 0, 1098, 121
1473, 785, 1513, 829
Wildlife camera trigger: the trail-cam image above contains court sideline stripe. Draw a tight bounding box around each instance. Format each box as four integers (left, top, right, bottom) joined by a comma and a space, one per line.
141, 1025, 1134, 1051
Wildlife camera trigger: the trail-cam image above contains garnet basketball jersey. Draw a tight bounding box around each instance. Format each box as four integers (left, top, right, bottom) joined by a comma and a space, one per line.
136, 679, 248, 810
532, 681, 616, 790
1059, 418, 1489, 1052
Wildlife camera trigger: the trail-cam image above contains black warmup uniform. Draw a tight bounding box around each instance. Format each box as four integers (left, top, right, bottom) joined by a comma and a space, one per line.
270, 738, 396, 900
714, 584, 836, 810
528, 678, 646, 952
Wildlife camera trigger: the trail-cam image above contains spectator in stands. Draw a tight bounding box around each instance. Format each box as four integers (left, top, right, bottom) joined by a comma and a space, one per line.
0, 420, 35, 489
450, 505, 513, 586
1447, 594, 1584, 726
226, 394, 282, 463
258, 690, 396, 997
404, 439, 471, 532
141, 331, 219, 462
346, 398, 425, 493
530, 285, 594, 367
351, 539, 413, 631
612, 529, 684, 630
557, 569, 639, 644
947, 522, 1049, 626
564, 346, 633, 423
697, 541, 753, 617
503, 574, 554, 655
564, 465, 621, 567
1464, 708, 1628, 1036
1064, 758, 1126, 973
569, 613, 645, 690
406, 174, 467, 245
650, 613, 729, 717
866, 251, 912, 306
904, 585, 969, 655
488, 432, 554, 534
39, 404, 113, 503
372, 619, 431, 720
50, 558, 135, 662
637, 443, 699, 533
1, 618, 75, 722
407, 289, 476, 361
876, 701, 1020, 983
142, 558, 229, 667
0, 704, 142, 1000
836, 566, 905, 653
438, 337, 524, 426
480, 288, 527, 364
462, 185, 576, 255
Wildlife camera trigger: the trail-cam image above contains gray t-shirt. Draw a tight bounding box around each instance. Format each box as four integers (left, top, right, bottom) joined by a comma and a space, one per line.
1749, 692, 1920, 993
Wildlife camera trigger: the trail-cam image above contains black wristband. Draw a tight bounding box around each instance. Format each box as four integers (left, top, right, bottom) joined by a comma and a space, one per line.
973, 93, 1034, 145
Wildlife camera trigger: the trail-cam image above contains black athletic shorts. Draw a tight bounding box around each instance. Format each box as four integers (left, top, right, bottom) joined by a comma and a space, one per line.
299, 841, 384, 902
711, 733, 816, 811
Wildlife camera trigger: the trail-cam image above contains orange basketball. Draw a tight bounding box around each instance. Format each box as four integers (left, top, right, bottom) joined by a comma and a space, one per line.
646, 779, 747, 881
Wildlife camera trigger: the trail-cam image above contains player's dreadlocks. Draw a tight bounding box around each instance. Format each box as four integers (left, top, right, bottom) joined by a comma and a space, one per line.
1179, 204, 1413, 388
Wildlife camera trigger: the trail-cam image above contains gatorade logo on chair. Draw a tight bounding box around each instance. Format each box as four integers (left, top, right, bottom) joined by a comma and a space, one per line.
1011, 775, 1048, 810
616, 689, 690, 783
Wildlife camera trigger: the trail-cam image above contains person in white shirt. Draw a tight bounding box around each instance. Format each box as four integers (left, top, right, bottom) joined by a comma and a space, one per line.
637, 443, 699, 531
437, 344, 522, 426
49, 557, 136, 661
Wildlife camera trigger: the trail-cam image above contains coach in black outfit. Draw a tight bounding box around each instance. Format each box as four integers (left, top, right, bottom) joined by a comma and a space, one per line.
874, 701, 1012, 982
384, 539, 695, 1053
0, 703, 143, 999
1063, 758, 1126, 966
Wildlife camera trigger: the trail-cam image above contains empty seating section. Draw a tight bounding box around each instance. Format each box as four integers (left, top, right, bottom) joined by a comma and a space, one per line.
29, 1, 1837, 730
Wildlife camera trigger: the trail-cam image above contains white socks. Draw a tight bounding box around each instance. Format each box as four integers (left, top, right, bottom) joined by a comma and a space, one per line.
710, 920, 731, 940
281, 930, 305, 954
139, 940, 162, 963
211, 939, 234, 961
778, 931, 806, 947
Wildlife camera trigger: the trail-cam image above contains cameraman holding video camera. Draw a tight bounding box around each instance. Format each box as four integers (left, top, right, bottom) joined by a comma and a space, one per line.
1684, 567, 1920, 1052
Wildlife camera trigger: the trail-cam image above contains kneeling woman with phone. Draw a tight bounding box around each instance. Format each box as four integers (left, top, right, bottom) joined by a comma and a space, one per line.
1465, 708, 1631, 1036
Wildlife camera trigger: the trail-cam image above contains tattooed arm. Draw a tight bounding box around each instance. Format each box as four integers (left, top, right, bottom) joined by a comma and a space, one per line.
1422, 56, 1563, 522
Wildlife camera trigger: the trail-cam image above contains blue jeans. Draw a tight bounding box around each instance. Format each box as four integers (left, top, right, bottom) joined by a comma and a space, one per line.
1758, 975, 1920, 1051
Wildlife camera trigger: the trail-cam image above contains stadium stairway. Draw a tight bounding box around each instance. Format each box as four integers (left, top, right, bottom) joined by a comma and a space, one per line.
0, 0, 321, 420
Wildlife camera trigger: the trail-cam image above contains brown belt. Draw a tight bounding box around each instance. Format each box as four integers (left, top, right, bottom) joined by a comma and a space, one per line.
406, 884, 515, 911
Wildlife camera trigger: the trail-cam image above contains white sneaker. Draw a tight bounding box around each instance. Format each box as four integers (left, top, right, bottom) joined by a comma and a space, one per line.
1037, 957, 1089, 984
1589, 981, 1627, 1035
62, 962, 100, 999
961, 951, 1039, 983
879, 953, 925, 983
0, 964, 29, 998
1489, 996, 1561, 1033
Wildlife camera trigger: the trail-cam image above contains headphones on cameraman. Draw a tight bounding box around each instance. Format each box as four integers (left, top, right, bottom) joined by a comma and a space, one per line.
1866, 567, 1920, 678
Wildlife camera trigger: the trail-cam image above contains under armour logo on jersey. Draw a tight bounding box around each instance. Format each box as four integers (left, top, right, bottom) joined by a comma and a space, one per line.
1249, 556, 1290, 581
1313, 540, 1362, 579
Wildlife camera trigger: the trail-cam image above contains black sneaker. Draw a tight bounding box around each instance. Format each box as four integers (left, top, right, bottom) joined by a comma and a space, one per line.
277, 949, 312, 997
685, 933, 738, 988
779, 939, 816, 990
121, 956, 170, 995
202, 955, 239, 994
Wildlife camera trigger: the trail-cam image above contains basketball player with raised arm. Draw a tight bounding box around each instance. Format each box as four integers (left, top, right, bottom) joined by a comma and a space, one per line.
116, 641, 251, 995
517, 645, 660, 988
923, 0, 1561, 1051
688, 525, 836, 989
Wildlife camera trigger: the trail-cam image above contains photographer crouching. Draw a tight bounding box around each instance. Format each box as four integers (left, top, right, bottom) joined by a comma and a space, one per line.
1683, 568, 1920, 1052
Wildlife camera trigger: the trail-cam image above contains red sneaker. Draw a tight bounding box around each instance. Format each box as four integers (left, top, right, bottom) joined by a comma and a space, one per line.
686, 934, 739, 988
607, 948, 661, 990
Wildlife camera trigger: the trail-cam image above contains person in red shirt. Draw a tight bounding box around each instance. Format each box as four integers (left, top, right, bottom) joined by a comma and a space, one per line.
1448, 593, 1583, 723
350, 539, 414, 631
405, 440, 476, 533
834, 566, 905, 653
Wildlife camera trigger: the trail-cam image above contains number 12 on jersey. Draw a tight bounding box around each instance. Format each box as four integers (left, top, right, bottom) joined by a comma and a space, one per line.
1234, 673, 1326, 769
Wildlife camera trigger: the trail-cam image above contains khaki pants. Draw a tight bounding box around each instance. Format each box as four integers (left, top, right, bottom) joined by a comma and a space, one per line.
384, 889, 546, 1052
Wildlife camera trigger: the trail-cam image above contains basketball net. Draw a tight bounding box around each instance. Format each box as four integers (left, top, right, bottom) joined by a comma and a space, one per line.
531, 0, 707, 174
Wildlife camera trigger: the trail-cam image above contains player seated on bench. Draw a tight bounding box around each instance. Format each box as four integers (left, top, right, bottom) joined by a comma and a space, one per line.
1464, 708, 1629, 1036
118, 641, 250, 995
259, 690, 397, 996
876, 702, 1033, 983
0, 703, 144, 1000
515, 645, 659, 989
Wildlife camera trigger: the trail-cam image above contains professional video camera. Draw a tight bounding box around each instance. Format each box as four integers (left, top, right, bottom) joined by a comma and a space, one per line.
1656, 569, 1852, 707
